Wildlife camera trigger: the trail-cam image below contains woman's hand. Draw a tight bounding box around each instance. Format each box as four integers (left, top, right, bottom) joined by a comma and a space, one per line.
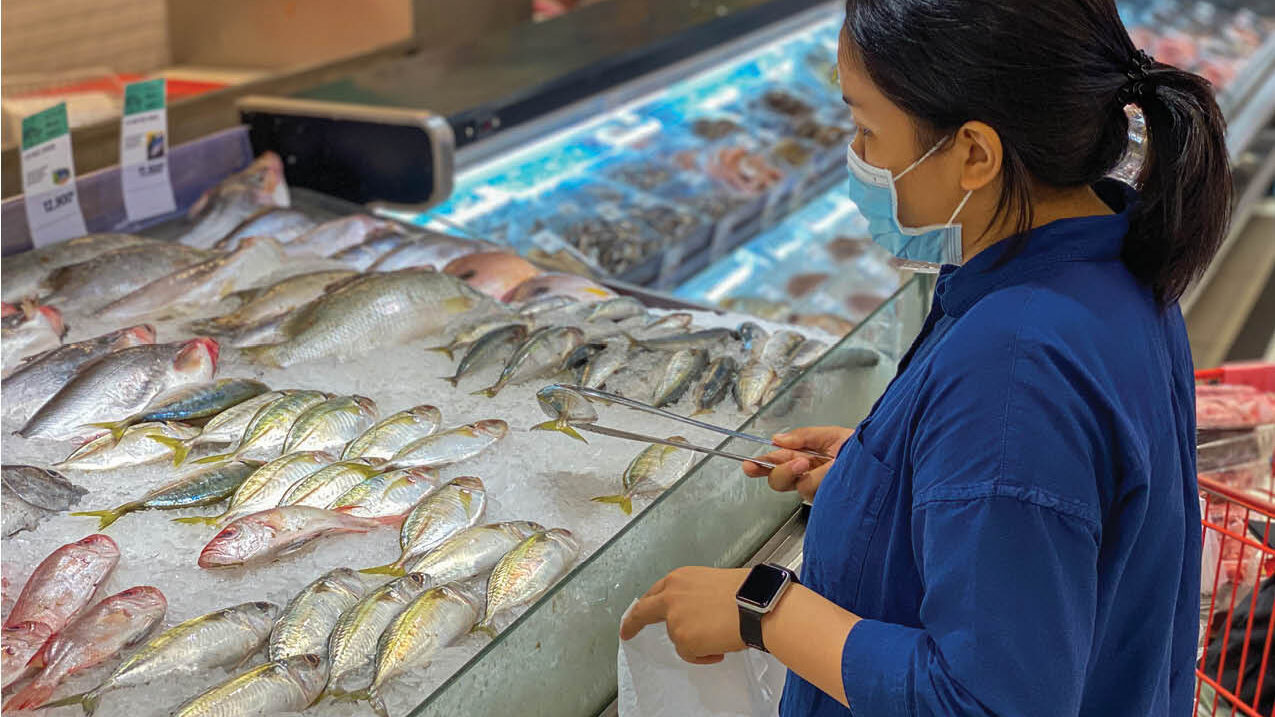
619, 566, 750, 664
742, 426, 854, 501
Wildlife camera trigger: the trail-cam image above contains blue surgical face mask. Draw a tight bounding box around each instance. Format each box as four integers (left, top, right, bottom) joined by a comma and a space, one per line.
846, 137, 973, 271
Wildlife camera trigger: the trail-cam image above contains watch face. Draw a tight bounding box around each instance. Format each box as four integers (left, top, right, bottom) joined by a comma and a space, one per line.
737, 564, 790, 609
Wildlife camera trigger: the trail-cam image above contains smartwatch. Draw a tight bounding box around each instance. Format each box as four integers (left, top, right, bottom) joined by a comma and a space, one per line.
736, 562, 799, 652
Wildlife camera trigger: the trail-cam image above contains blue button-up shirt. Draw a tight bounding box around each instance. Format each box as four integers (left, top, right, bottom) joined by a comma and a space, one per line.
782, 182, 1200, 716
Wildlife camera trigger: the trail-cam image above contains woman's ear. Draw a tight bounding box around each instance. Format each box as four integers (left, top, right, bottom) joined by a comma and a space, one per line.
955, 121, 1003, 192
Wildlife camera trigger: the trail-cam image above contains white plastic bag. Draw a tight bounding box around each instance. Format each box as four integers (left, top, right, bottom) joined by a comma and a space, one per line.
617, 601, 787, 717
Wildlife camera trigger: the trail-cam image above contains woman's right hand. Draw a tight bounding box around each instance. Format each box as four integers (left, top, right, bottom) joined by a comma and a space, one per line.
742, 426, 854, 502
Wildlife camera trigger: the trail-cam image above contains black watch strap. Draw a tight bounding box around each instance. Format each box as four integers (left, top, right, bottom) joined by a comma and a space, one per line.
738, 606, 768, 652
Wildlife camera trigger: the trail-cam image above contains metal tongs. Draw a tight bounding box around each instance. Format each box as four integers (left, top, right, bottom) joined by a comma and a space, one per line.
541, 384, 834, 470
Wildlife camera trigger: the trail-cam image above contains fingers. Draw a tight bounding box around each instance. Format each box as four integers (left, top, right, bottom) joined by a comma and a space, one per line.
620, 593, 667, 640
741, 449, 797, 477
689, 654, 725, 665
772, 426, 852, 452
766, 457, 811, 493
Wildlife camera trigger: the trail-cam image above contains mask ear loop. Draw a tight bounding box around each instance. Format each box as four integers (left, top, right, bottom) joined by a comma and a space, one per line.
895, 136, 953, 180
947, 190, 974, 226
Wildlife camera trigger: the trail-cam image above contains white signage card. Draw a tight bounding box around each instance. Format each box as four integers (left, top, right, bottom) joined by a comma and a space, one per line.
20, 102, 88, 246
120, 79, 177, 221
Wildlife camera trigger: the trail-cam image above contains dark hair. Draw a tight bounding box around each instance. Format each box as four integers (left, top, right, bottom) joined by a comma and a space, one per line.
843, 0, 1232, 305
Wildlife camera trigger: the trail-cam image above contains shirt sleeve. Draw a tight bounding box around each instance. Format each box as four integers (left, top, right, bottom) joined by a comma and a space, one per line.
840, 297, 1105, 716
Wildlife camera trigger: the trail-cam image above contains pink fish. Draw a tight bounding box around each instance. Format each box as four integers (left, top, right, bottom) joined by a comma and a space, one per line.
443, 252, 542, 300
1, 622, 53, 689
199, 506, 383, 569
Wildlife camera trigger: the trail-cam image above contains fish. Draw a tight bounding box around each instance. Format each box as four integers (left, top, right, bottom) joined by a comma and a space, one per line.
360, 476, 486, 576
758, 330, 806, 366
342, 405, 442, 462
212, 208, 318, 252
71, 461, 257, 529
367, 235, 497, 272
3, 586, 167, 710
426, 318, 525, 361
54, 422, 201, 471
281, 215, 399, 258
96, 236, 288, 321
2, 233, 159, 303
269, 568, 366, 661
532, 385, 597, 442
443, 251, 542, 299
2, 622, 53, 689
575, 338, 632, 389
18, 338, 219, 442
198, 506, 383, 569
279, 459, 382, 509
737, 321, 769, 357
651, 349, 708, 408
190, 270, 358, 334
39, 243, 212, 310
633, 312, 694, 337
2, 535, 119, 683
195, 390, 330, 464
90, 378, 271, 441
359, 585, 481, 717
634, 328, 737, 352
387, 420, 508, 469
404, 521, 545, 588
222, 312, 294, 348
1, 325, 156, 423
2, 305, 64, 374
692, 355, 739, 415
733, 361, 779, 412
515, 295, 579, 319
241, 269, 497, 368
330, 232, 420, 271
475, 528, 579, 635
788, 338, 829, 369
150, 391, 290, 466
171, 653, 328, 717
593, 440, 691, 515
327, 467, 445, 522
177, 451, 334, 526
282, 395, 379, 455
585, 296, 645, 323
475, 326, 585, 397
502, 272, 615, 304
0, 465, 86, 536
442, 323, 528, 387
40, 601, 279, 716
177, 152, 290, 249
325, 573, 430, 695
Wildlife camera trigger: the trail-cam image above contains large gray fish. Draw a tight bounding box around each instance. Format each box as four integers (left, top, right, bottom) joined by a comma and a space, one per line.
91, 378, 270, 440
532, 385, 597, 442
1, 325, 155, 422
269, 568, 366, 661
55, 422, 201, 471
327, 467, 445, 522
329, 231, 420, 271
361, 476, 486, 576
171, 654, 328, 717
151, 390, 289, 466
242, 269, 497, 368
368, 235, 497, 272
692, 355, 739, 415
212, 208, 317, 253
442, 323, 528, 387
18, 338, 219, 442
405, 521, 545, 588
1, 465, 86, 536
71, 460, 257, 529
189, 270, 358, 334
282, 395, 379, 455
39, 243, 212, 310
475, 326, 585, 397
279, 459, 382, 509
651, 349, 708, 408
40, 601, 279, 716
326, 573, 430, 695
475, 528, 579, 635
4, 586, 167, 711
195, 390, 330, 464
177, 152, 290, 250
283, 215, 400, 258
387, 420, 508, 469
342, 405, 442, 462
96, 236, 288, 321
2, 233, 159, 303
2, 304, 65, 374
198, 506, 382, 569
179, 450, 333, 526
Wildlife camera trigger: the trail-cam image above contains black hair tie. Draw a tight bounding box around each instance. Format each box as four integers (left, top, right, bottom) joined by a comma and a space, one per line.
1116, 49, 1157, 106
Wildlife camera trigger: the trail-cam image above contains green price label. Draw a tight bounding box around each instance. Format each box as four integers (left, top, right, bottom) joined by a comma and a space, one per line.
21, 103, 69, 151
124, 79, 166, 116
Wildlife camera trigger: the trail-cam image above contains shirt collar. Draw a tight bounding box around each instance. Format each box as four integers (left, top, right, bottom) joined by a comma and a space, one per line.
935, 180, 1135, 318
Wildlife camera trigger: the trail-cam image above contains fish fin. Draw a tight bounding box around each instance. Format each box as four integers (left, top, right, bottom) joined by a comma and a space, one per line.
358, 563, 405, 577
471, 385, 501, 398
425, 345, 455, 360
171, 515, 221, 526
590, 495, 634, 515
441, 375, 461, 387
86, 419, 132, 442
146, 434, 191, 466
238, 344, 282, 368
529, 420, 588, 444
470, 622, 499, 639
369, 687, 390, 717
192, 451, 233, 465
37, 689, 99, 714
69, 507, 128, 530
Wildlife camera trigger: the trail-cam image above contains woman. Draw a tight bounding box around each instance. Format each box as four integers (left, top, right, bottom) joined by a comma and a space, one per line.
620, 0, 1232, 714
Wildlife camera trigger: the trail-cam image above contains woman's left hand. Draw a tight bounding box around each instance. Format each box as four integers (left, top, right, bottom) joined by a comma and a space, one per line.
619, 566, 750, 665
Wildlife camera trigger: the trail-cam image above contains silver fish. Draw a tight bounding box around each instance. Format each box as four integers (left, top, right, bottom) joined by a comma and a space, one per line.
242, 269, 496, 368
198, 506, 381, 569
368, 236, 497, 272
788, 338, 829, 369
329, 232, 419, 271
692, 355, 739, 415
1, 465, 86, 536
327, 467, 445, 522
40, 601, 279, 716
177, 152, 290, 250
475, 528, 579, 635
212, 208, 317, 252
172, 654, 328, 717
593, 440, 692, 515
532, 385, 598, 442
197, 390, 330, 464
2, 305, 64, 374
326, 573, 430, 694
737, 321, 769, 357
635, 327, 737, 352
154, 391, 290, 466
18, 338, 219, 442
269, 568, 366, 661
224, 312, 293, 348
361, 476, 486, 576
586, 296, 645, 322
387, 420, 508, 469
405, 521, 545, 588
282, 215, 399, 258
576, 338, 632, 389
733, 361, 779, 412
191, 270, 358, 334
72, 460, 257, 529
443, 323, 528, 387
2, 233, 159, 303
426, 318, 525, 361
279, 459, 381, 509
93, 378, 271, 440
515, 295, 579, 319
758, 330, 806, 366
283, 395, 379, 455
630, 312, 694, 338
342, 405, 442, 462
96, 236, 288, 320
39, 243, 212, 310
181, 450, 333, 526
55, 422, 201, 471
651, 349, 708, 408
475, 326, 585, 397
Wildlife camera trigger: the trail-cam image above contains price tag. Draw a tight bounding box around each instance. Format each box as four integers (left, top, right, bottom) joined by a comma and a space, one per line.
20, 103, 88, 246
120, 79, 177, 222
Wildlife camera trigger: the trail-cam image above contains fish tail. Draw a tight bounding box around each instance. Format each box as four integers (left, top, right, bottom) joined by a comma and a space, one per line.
192, 451, 233, 465
370, 688, 390, 717
146, 434, 191, 466
171, 514, 221, 526
471, 385, 501, 398
425, 345, 455, 360
591, 494, 634, 515
37, 689, 98, 714
69, 507, 128, 530
529, 420, 588, 444
86, 419, 132, 442
441, 375, 461, 387
358, 562, 405, 577
691, 407, 713, 417
470, 621, 499, 639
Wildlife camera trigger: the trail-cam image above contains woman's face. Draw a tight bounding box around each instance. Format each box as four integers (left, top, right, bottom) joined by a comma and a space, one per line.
837, 29, 967, 229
